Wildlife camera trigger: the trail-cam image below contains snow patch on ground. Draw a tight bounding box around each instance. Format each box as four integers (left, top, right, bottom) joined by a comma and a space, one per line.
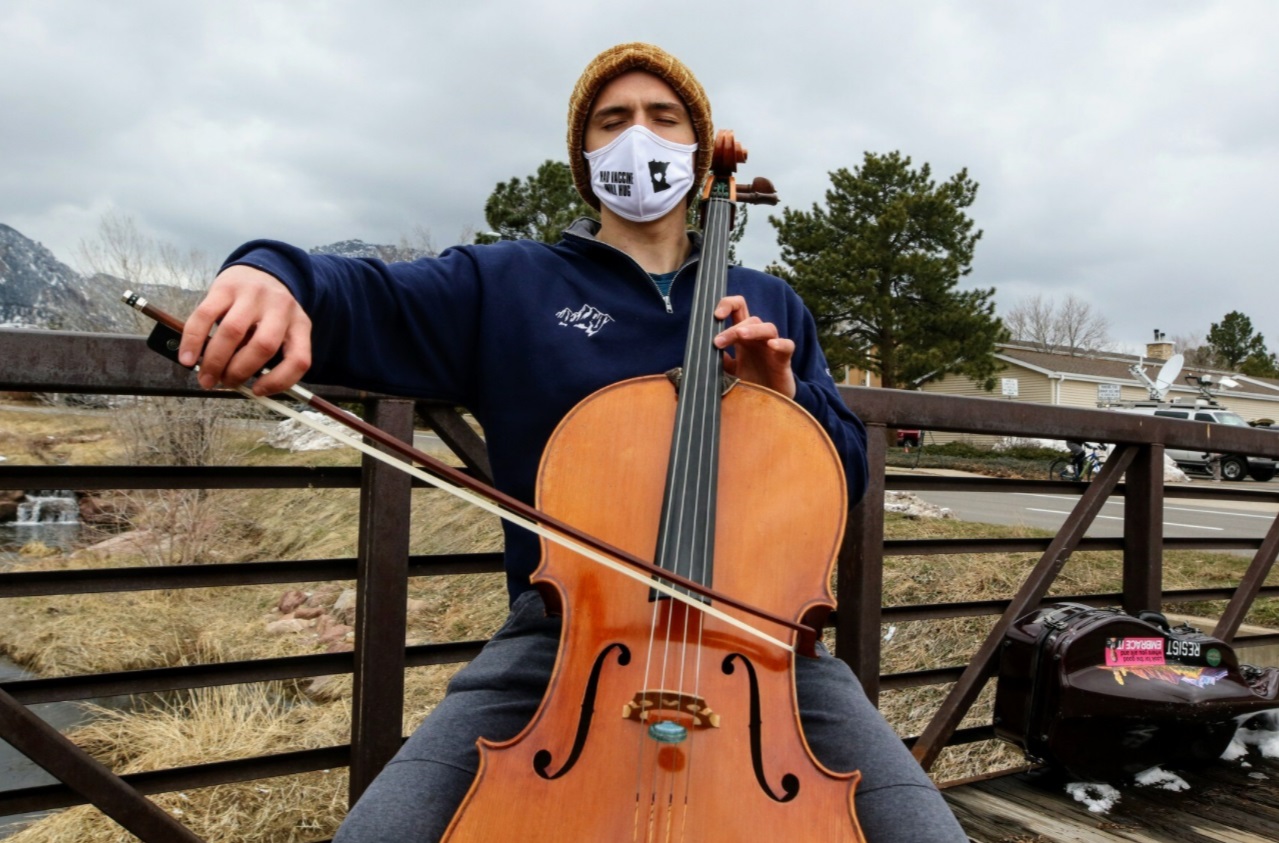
1065, 782, 1121, 813
1233, 710, 1279, 759
1134, 767, 1190, 791
883, 491, 952, 519
260, 411, 344, 452
1222, 737, 1249, 762
1063, 711, 1279, 813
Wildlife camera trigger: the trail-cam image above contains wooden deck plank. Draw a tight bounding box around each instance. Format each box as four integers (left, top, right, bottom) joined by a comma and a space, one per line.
943, 754, 1279, 843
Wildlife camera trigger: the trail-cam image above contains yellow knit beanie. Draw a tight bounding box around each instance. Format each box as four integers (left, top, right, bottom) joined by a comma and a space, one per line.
567, 43, 713, 209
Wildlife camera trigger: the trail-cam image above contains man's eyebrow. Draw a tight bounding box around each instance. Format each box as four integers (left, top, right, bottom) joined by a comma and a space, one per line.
590, 100, 687, 122
591, 103, 632, 122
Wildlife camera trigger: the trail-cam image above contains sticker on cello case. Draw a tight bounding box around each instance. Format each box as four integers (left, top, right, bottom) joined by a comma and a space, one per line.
1206, 648, 1223, 667
1103, 664, 1226, 687
1104, 637, 1166, 667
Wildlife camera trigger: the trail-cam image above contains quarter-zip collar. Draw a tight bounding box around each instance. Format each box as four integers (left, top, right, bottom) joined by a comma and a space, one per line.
562, 217, 702, 313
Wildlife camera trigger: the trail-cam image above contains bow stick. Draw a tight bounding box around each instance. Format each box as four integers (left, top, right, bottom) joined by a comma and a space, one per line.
123, 292, 818, 656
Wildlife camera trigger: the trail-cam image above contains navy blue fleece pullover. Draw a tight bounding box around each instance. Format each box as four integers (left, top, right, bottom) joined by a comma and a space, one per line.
225, 219, 868, 600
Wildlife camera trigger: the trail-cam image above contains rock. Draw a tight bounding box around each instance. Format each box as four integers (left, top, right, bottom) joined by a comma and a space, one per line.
73, 530, 155, 557
77, 494, 132, 527
318, 623, 353, 644
331, 588, 357, 623
0, 501, 17, 522
305, 586, 341, 608
324, 641, 354, 654
294, 605, 324, 620
277, 590, 308, 615
406, 598, 431, 616
265, 618, 310, 636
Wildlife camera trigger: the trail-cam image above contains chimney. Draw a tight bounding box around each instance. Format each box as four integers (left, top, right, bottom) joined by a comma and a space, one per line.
1147, 328, 1173, 361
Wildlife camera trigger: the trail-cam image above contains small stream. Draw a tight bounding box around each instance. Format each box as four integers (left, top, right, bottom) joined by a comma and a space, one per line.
1, 490, 85, 564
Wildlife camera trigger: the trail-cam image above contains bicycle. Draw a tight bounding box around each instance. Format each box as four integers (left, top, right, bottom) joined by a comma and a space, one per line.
1049, 442, 1105, 481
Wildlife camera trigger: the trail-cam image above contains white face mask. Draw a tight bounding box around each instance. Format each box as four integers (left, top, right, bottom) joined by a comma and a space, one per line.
584, 125, 698, 223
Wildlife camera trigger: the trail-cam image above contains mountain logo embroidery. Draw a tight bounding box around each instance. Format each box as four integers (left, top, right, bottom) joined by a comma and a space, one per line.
648, 160, 671, 192
557, 303, 614, 337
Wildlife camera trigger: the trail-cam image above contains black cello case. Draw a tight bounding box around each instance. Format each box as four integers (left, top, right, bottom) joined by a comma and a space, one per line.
994, 603, 1279, 781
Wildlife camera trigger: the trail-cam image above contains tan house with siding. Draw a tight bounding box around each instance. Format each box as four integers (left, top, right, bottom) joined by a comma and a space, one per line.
916, 341, 1279, 444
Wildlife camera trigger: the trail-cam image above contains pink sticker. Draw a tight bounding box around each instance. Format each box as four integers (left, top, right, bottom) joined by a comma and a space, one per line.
1104, 637, 1166, 667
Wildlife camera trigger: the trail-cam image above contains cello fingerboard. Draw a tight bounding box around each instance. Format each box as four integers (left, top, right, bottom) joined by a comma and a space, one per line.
652, 188, 734, 598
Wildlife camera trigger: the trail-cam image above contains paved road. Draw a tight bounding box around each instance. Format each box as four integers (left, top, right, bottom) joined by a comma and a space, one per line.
908, 477, 1279, 541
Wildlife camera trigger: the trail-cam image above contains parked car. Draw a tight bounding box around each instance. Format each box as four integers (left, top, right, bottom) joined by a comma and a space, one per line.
1113, 404, 1276, 482
896, 428, 921, 447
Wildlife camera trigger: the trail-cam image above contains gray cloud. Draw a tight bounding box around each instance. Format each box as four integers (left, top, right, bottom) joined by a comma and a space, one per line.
4, 0, 1278, 353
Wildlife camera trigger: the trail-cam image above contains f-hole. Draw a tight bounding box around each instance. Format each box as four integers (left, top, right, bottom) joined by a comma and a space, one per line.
723, 653, 800, 802
533, 643, 630, 780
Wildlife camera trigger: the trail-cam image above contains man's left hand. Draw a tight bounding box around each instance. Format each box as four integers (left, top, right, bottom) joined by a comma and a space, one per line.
712, 296, 797, 399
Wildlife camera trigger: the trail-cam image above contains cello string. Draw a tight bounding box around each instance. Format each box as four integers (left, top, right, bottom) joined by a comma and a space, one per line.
633, 190, 728, 840
641, 191, 733, 835
678, 193, 732, 831
652, 192, 735, 838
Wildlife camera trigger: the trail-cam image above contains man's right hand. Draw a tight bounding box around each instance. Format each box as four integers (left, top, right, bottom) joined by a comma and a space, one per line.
179, 265, 313, 395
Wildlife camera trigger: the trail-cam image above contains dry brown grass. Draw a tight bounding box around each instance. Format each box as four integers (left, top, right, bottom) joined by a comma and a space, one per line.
4, 684, 351, 843
0, 405, 123, 465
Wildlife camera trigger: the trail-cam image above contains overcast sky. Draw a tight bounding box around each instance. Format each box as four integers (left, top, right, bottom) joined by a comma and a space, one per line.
3, 1, 1276, 354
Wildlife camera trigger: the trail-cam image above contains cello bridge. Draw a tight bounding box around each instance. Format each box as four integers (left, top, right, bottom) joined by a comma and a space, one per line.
622, 690, 721, 729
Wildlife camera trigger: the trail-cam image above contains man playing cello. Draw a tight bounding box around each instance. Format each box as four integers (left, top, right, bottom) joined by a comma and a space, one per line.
181, 42, 965, 843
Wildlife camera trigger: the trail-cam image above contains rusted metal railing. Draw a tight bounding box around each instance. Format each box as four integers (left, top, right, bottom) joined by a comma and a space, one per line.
4, 328, 1279, 839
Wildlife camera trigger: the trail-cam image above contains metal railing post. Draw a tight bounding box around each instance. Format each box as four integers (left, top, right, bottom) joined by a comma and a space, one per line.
348, 399, 415, 803
1215, 513, 1279, 642
1123, 443, 1164, 613
836, 423, 887, 703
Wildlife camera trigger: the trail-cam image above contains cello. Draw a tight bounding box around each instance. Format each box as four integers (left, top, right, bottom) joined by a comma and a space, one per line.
441, 130, 867, 842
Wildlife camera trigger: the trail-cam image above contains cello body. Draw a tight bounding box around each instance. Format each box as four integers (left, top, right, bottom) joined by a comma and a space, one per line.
441, 376, 864, 841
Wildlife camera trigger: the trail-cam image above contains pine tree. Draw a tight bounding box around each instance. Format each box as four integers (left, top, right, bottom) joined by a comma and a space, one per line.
481, 161, 597, 243
768, 152, 1006, 389
1207, 311, 1275, 375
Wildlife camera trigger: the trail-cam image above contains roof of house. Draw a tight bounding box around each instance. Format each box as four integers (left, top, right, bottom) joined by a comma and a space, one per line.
996, 341, 1279, 400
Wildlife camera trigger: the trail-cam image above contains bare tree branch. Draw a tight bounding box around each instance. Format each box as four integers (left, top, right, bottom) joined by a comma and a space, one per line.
1004, 293, 1112, 355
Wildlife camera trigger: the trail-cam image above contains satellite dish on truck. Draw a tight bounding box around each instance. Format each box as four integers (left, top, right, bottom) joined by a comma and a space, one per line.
1130, 353, 1184, 401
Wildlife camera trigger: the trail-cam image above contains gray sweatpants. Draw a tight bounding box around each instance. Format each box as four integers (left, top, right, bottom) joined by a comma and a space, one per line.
334, 591, 966, 842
